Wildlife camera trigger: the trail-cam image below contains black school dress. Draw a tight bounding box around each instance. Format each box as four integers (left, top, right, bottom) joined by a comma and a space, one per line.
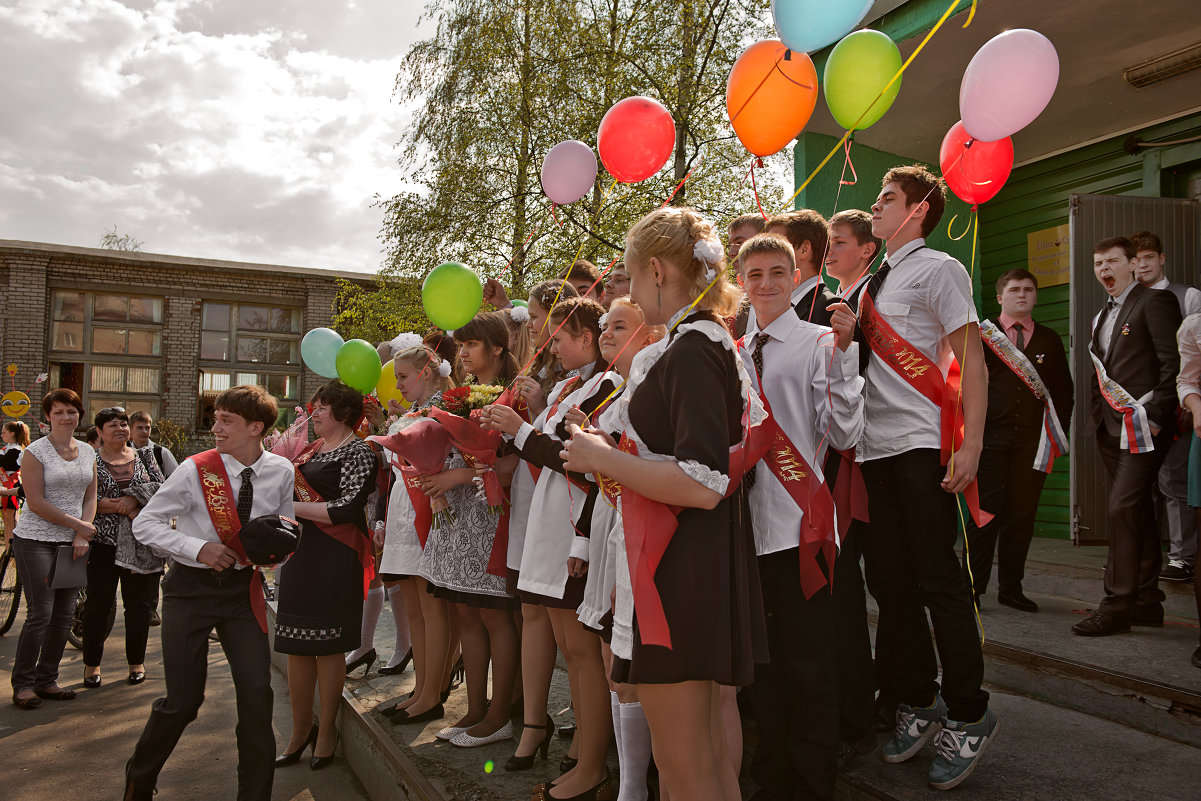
274, 437, 378, 656
612, 311, 766, 686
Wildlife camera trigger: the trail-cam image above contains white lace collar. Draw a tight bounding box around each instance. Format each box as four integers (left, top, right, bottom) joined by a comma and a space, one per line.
616, 313, 766, 496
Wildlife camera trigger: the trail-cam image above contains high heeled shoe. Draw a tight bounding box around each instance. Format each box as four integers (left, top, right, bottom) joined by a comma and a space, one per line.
559, 756, 578, 773
532, 773, 612, 801
344, 647, 377, 677
275, 724, 318, 767
450, 655, 464, 688
378, 648, 413, 676
310, 734, 339, 770
504, 714, 555, 771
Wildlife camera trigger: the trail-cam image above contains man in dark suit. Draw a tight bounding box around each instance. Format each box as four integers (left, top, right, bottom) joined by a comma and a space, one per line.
1076, 237, 1182, 636
965, 269, 1073, 613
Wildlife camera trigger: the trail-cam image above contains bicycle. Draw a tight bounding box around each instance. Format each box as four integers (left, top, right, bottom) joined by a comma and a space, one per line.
67, 585, 115, 651
0, 537, 20, 636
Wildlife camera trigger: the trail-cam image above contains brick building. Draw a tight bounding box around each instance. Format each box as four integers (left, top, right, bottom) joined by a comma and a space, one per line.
0, 239, 373, 453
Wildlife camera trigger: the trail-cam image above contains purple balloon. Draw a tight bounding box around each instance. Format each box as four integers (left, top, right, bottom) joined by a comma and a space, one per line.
959, 29, 1059, 143
540, 140, 598, 205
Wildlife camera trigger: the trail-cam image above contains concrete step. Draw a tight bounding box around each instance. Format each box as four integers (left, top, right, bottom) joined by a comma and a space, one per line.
838, 687, 1201, 801
868, 589, 1201, 747
1018, 539, 1197, 621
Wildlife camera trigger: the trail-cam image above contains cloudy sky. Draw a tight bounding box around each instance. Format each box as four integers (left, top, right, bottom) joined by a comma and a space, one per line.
0, 0, 428, 273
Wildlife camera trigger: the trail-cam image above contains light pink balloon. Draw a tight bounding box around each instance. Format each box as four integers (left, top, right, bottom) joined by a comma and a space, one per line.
959, 29, 1059, 143
540, 140, 598, 205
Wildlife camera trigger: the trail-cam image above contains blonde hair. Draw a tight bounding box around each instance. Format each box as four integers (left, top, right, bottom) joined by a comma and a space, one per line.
738, 232, 796, 269
503, 308, 533, 367
609, 296, 666, 344
394, 345, 454, 395
624, 206, 741, 318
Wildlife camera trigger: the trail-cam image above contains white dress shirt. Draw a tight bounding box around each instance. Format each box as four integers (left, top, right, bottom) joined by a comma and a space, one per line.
1150, 276, 1201, 317
742, 311, 865, 556
857, 238, 978, 462
1092, 279, 1137, 359
133, 449, 296, 568
745, 274, 822, 335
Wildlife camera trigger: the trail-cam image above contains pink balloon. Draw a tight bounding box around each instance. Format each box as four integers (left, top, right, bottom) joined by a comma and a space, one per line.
540, 140, 598, 205
959, 29, 1059, 143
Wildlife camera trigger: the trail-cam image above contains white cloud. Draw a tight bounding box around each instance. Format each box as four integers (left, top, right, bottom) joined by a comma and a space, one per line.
0, 0, 426, 272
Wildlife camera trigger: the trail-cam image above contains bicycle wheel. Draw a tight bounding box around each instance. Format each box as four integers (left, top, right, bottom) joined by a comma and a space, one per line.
0, 545, 19, 635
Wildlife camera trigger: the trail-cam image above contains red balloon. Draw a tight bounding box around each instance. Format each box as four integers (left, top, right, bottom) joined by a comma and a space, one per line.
597, 96, 676, 183
939, 120, 1014, 205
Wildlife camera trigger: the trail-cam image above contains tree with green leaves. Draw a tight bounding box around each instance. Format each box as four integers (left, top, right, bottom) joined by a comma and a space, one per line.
342, 0, 787, 340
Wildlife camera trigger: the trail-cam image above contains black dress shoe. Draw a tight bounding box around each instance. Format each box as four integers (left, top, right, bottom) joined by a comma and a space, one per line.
559, 756, 578, 773
997, 591, 1039, 613
1192, 645, 1201, 669
127, 672, 146, 685
387, 702, 444, 725
345, 647, 377, 677
378, 648, 413, 675
505, 714, 555, 771
558, 722, 576, 739
310, 735, 339, 770
1072, 611, 1130, 636
83, 674, 101, 689
276, 724, 318, 767
1159, 563, 1194, 582
148, 609, 162, 627
1131, 602, 1164, 627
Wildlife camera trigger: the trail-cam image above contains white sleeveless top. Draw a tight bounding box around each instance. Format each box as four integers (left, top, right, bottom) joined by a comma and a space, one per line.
14, 437, 96, 543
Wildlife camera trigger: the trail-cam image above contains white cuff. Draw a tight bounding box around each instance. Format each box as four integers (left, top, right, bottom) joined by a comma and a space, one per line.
679, 459, 729, 496
514, 421, 536, 449
570, 536, 591, 561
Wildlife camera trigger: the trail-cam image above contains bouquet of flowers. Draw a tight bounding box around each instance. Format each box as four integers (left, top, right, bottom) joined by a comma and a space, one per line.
370, 414, 456, 534
263, 407, 313, 462
425, 384, 507, 515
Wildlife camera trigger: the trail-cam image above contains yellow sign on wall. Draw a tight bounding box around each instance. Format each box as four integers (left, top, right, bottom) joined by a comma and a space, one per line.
1027, 224, 1070, 287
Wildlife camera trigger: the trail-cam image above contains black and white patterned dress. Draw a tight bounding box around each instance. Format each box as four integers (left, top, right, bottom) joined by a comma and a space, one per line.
274, 437, 378, 656
418, 449, 515, 609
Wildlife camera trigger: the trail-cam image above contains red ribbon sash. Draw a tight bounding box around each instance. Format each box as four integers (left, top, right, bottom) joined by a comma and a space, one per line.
191, 449, 268, 633
398, 465, 434, 547
858, 293, 993, 527
294, 443, 377, 599
616, 434, 681, 650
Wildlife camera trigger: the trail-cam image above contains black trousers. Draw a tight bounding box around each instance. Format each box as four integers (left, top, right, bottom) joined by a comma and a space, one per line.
833, 521, 875, 744
127, 565, 274, 800
82, 541, 159, 667
749, 547, 837, 801
1095, 427, 1170, 617
964, 442, 1046, 598
861, 449, 989, 724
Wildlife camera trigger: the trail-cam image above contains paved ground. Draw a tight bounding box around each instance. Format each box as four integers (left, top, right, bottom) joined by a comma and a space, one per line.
0, 601, 370, 801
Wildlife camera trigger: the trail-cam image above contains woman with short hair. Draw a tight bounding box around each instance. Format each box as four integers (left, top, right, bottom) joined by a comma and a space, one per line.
275, 379, 380, 769
10, 389, 97, 709
82, 406, 165, 688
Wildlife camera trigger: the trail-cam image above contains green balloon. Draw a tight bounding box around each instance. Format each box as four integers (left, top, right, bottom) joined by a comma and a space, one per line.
823, 30, 903, 131
335, 339, 382, 394
422, 262, 483, 330
511, 299, 528, 308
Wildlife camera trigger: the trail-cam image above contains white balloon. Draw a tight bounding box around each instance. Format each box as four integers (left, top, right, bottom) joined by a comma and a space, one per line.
960, 29, 1060, 143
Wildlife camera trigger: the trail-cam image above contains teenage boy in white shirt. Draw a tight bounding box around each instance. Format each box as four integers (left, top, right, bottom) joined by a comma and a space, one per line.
739, 233, 864, 801
124, 385, 295, 801
858, 165, 997, 791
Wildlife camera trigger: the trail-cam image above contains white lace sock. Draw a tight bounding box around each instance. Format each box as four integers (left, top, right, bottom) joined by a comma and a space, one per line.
385, 583, 412, 668
346, 586, 384, 664
617, 701, 651, 801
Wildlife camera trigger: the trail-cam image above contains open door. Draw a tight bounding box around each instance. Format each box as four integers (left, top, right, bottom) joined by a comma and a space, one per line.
1069, 193, 1201, 544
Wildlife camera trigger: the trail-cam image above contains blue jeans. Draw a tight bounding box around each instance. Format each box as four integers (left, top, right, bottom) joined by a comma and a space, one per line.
11, 537, 80, 693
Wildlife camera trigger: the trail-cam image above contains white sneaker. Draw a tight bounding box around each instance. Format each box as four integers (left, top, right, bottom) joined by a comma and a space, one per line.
435, 725, 468, 741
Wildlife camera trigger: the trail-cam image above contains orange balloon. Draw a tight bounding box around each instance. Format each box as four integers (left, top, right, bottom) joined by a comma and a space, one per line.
726, 40, 819, 158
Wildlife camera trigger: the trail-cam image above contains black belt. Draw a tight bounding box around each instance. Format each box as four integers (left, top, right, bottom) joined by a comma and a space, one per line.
174, 563, 252, 586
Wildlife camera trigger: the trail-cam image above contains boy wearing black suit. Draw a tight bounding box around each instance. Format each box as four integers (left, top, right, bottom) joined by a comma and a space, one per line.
1077, 237, 1182, 636
965, 269, 1073, 612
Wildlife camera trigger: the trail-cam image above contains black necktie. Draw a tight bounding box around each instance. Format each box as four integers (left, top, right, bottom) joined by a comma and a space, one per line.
237, 467, 254, 526
752, 332, 770, 379
865, 259, 892, 303
1095, 299, 1116, 355
1013, 324, 1025, 350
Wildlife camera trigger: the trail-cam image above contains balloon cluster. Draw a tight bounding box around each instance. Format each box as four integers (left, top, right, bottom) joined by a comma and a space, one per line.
941, 29, 1059, 206
300, 328, 382, 394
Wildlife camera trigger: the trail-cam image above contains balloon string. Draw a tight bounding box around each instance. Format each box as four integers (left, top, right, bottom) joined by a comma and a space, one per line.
776, 0, 972, 213
964, 0, 978, 27
750, 157, 769, 221
661, 166, 694, 208
946, 205, 978, 240
538, 177, 619, 341
550, 203, 564, 231
839, 137, 858, 186
729, 49, 788, 125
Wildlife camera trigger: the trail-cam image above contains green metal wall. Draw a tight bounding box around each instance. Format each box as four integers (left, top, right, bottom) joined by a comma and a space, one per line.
979, 112, 1201, 538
